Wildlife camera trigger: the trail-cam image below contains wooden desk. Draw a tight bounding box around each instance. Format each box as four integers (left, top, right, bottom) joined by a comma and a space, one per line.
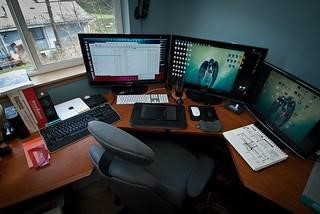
229, 145, 314, 213
0, 90, 314, 213
0, 134, 96, 208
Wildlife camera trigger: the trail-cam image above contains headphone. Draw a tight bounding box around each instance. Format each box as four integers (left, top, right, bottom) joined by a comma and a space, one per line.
135, 0, 150, 19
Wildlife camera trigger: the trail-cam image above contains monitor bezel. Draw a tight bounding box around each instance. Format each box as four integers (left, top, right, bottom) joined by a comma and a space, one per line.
78, 33, 171, 87
246, 61, 320, 159
168, 35, 268, 101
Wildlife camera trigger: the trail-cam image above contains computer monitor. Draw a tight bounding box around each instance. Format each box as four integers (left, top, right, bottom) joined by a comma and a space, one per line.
168, 35, 268, 102
246, 62, 320, 159
78, 34, 170, 94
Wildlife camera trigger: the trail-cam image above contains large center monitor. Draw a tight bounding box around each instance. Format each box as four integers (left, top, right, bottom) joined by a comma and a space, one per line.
246, 62, 320, 159
78, 34, 170, 93
168, 35, 268, 101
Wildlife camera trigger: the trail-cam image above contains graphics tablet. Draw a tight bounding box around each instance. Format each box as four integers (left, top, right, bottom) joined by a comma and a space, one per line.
130, 103, 186, 129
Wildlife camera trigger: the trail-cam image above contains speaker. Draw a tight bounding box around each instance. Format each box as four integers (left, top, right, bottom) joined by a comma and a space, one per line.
38, 92, 59, 122
4, 106, 30, 139
0, 104, 5, 141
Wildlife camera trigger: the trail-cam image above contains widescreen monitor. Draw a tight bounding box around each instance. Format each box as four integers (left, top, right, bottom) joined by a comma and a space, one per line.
168, 35, 268, 101
246, 62, 320, 159
78, 34, 170, 93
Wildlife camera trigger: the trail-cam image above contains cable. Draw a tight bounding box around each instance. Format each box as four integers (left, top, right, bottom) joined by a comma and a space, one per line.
140, 19, 144, 34
167, 90, 184, 104
145, 87, 167, 94
110, 92, 116, 105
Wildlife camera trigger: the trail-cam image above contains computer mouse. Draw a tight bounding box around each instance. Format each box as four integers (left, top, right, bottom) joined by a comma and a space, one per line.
190, 106, 200, 117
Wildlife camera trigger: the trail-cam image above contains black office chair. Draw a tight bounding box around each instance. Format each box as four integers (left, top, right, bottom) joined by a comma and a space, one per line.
88, 121, 214, 214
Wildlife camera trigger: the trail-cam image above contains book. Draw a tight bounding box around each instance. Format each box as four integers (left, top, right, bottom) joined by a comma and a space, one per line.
22, 136, 50, 168
223, 124, 288, 171
7, 90, 38, 133
22, 87, 48, 129
0, 69, 33, 96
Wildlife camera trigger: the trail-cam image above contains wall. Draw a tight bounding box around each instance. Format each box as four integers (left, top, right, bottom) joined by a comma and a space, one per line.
45, 0, 320, 104
130, 0, 320, 88
128, 0, 171, 34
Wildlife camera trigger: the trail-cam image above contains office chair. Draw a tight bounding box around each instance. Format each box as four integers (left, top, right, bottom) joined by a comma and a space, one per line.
88, 121, 214, 214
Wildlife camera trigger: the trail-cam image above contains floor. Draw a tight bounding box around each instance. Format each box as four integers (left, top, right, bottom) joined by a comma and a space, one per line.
2, 134, 289, 214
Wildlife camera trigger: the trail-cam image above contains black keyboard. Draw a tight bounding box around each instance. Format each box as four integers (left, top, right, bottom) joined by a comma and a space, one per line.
40, 104, 120, 152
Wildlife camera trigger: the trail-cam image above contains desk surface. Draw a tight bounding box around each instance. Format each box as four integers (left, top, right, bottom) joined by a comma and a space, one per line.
0, 88, 314, 213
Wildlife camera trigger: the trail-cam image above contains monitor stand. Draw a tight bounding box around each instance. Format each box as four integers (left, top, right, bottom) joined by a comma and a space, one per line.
112, 85, 148, 95
186, 89, 223, 105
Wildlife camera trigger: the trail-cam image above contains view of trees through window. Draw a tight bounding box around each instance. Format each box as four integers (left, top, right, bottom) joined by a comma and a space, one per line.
0, 0, 118, 74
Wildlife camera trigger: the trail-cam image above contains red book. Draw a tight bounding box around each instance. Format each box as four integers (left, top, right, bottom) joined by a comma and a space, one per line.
22, 87, 48, 129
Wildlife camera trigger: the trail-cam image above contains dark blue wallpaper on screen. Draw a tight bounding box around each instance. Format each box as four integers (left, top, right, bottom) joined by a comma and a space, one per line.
254, 70, 320, 144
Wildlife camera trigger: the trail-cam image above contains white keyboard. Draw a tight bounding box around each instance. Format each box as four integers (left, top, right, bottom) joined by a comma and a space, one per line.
116, 94, 169, 104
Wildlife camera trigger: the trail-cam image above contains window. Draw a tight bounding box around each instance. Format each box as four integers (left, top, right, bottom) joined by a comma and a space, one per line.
0, 0, 123, 75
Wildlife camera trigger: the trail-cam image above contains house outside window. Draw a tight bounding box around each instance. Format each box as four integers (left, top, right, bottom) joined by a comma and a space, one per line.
30, 27, 49, 51
0, 0, 123, 74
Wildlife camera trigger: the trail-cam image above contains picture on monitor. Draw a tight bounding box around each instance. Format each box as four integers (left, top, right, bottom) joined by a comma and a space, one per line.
183, 44, 245, 92
169, 36, 268, 100
78, 34, 170, 86
254, 69, 320, 144
248, 62, 320, 158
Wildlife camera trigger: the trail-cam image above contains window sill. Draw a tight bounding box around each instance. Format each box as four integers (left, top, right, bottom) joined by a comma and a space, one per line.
30, 65, 87, 90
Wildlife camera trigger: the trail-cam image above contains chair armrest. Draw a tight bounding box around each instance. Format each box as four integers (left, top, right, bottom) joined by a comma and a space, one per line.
187, 156, 214, 197
89, 144, 105, 170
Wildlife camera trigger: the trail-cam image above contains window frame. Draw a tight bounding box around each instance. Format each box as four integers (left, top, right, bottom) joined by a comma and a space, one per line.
6, 0, 123, 76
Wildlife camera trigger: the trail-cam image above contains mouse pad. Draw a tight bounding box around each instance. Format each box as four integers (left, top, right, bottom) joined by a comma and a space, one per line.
188, 105, 218, 121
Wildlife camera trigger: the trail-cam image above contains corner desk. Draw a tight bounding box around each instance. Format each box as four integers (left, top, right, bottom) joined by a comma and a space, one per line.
0, 88, 315, 213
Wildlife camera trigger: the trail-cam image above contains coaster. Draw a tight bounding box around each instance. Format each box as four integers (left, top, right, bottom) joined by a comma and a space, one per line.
198, 120, 222, 132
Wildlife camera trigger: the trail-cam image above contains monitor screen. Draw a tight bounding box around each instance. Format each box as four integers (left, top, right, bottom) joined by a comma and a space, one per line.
246, 62, 320, 159
168, 36, 268, 100
78, 34, 170, 87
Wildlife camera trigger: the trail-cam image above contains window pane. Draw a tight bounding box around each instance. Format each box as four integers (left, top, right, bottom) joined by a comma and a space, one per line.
18, 0, 117, 65
0, 1, 34, 74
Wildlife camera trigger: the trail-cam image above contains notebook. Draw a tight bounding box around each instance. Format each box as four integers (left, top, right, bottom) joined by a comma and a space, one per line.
223, 124, 288, 171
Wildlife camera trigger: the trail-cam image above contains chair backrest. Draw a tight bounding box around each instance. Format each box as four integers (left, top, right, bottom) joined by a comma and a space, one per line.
88, 121, 155, 165
88, 121, 177, 214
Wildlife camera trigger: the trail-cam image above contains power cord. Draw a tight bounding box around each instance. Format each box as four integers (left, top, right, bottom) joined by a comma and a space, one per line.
110, 92, 116, 105
145, 87, 167, 94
